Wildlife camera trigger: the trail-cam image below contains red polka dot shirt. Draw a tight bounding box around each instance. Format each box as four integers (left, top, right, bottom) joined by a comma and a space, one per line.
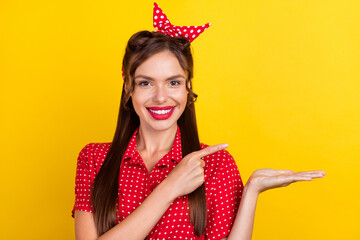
72, 125, 244, 239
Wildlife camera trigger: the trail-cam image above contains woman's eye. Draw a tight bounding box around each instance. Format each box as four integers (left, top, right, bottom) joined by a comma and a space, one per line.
138, 81, 151, 86
169, 80, 180, 86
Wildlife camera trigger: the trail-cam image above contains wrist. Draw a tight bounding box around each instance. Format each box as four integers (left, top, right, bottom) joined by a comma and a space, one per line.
244, 180, 261, 196
155, 178, 178, 204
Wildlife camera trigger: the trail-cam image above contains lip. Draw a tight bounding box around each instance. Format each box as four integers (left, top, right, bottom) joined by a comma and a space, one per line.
146, 106, 176, 120
147, 106, 174, 110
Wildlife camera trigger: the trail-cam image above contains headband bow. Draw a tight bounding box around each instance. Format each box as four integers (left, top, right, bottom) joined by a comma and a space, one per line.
122, 2, 211, 81
153, 2, 211, 42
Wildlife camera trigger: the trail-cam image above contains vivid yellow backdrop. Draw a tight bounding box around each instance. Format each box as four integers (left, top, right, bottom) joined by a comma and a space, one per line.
1, 0, 359, 239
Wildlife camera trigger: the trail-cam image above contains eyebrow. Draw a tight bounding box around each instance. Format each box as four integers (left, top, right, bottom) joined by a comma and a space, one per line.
134, 74, 186, 80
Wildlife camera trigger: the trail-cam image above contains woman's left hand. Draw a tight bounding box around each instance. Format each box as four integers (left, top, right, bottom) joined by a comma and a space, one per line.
246, 168, 326, 194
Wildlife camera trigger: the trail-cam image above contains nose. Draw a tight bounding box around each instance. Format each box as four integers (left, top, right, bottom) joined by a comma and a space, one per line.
153, 85, 168, 104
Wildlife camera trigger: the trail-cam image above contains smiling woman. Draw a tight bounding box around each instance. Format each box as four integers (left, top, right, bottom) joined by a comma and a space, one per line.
73, 30, 243, 239
71, 3, 326, 240
130, 51, 188, 129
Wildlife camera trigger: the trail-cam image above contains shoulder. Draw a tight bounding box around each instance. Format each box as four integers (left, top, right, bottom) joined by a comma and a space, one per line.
77, 142, 112, 173
78, 142, 112, 158
200, 142, 238, 177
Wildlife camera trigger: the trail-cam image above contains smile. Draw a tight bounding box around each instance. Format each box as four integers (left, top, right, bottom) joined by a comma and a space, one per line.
148, 108, 173, 114
146, 106, 176, 120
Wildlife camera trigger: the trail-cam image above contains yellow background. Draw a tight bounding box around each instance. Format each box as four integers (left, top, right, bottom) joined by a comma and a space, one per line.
1, 0, 359, 239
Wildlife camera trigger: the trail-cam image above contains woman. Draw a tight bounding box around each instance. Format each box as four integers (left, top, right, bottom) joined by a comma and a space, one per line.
72, 3, 326, 240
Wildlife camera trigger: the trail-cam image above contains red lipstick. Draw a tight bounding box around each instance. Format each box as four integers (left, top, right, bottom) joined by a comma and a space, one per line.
147, 106, 174, 110
146, 106, 176, 120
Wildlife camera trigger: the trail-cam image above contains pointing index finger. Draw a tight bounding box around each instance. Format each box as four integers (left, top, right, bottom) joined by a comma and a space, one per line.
194, 143, 229, 159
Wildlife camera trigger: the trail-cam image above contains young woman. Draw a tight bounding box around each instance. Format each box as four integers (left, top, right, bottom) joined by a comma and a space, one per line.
72, 4, 326, 240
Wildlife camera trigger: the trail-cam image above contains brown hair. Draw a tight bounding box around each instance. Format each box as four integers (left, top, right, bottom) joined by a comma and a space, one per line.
91, 31, 206, 237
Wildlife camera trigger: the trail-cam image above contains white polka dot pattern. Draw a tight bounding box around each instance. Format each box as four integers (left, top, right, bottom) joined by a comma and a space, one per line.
153, 2, 211, 43
72, 125, 244, 239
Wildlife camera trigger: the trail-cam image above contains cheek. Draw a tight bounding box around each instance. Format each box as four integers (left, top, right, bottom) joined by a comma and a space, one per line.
171, 89, 187, 105
131, 92, 147, 110
169, 88, 187, 99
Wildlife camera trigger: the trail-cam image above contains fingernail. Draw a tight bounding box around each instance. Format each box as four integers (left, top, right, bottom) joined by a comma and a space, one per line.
223, 143, 229, 148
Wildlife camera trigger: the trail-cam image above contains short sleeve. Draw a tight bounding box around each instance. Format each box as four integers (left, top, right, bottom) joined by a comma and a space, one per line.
71, 143, 94, 218
204, 150, 244, 240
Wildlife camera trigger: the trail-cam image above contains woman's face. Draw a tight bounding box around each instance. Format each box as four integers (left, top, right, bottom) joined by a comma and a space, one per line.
129, 50, 188, 132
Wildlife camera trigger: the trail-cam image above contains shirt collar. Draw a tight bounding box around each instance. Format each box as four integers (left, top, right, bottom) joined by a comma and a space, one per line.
122, 125, 183, 166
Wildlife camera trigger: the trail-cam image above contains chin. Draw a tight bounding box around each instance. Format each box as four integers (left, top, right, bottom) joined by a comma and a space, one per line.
142, 114, 180, 132
147, 120, 178, 132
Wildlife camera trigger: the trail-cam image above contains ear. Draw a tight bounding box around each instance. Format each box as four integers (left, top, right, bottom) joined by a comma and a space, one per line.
124, 83, 129, 93
187, 80, 191, 90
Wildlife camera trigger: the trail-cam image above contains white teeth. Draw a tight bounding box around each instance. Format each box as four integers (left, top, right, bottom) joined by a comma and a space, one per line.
148, 107, 174, 114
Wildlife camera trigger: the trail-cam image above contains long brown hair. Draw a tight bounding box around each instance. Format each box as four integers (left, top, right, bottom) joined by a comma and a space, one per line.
91, 31, 206, 237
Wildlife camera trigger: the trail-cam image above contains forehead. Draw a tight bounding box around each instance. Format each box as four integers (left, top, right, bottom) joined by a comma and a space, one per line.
134, 51, 186, 79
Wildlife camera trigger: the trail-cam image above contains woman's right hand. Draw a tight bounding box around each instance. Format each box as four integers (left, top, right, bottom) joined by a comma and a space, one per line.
162, 143, 229, 199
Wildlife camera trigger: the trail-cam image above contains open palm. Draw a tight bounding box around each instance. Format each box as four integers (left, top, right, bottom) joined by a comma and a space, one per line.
247, 168, 326, 194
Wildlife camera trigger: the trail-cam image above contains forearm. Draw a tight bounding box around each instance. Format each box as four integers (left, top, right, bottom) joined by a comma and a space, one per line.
97, 181, 176, 240
227, 184, 259, 240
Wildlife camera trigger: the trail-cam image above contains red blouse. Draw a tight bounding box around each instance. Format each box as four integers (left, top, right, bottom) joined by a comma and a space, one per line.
72, 125, 244, 239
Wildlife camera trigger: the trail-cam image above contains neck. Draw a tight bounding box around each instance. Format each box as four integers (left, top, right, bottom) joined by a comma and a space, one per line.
136, 123, 178, 155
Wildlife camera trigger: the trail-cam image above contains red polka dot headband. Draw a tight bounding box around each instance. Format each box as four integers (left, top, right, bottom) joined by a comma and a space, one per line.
153, 2, 211, 43
122, 2, 211, 81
